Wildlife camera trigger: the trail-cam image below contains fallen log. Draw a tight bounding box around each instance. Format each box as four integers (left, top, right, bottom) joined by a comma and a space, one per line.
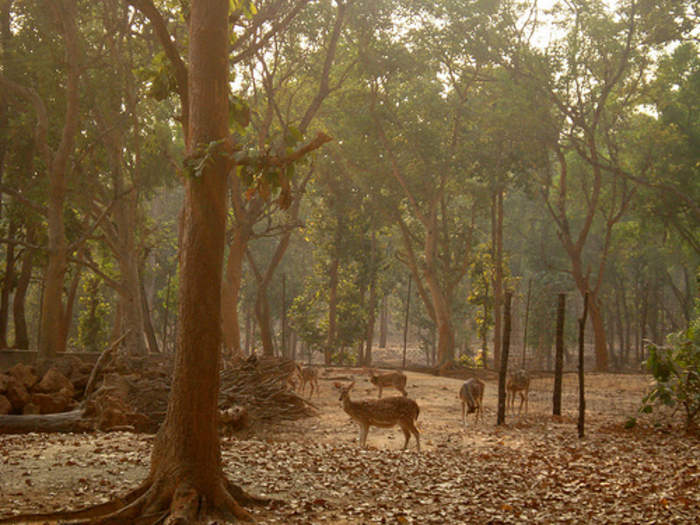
0, 409, 92, 434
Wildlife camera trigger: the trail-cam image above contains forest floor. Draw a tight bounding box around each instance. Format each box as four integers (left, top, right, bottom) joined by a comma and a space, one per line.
1, 368, 698, 524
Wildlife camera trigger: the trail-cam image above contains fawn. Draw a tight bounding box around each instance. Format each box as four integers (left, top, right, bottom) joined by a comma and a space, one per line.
507, 369, 530, 415
459, 377, 485, 425
334, 380, 420, 451
367, 369, 407, 398
298, 366, 320, 397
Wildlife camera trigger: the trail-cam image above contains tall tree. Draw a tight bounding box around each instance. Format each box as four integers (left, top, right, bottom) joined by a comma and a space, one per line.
0, 0, 81, 359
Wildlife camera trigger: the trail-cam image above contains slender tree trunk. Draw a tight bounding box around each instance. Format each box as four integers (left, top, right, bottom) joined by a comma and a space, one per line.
326, 251, 339, 365
363, 232, 378, 366
254, 288, 275, 356
379, 294, 388, 348
497, 292, 512, 425
578, 293, 588, 438
12, 234, 33, 349
588, 297, 608, 371
140, 275, 160, 353
491, 190, 504, 369
402, 274, 411, 369
244, 305, 252, 356
221, 225, 249, 357
553, 293, 565, 416
0, 218, 17, 348
522, 278, 532, 367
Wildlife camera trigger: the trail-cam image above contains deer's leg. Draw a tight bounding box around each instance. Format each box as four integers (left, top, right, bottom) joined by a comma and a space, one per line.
518, 392, 524, 415
400, 425, 411, 449
359, 424, 369, 448
378, 386, 383, 398
409, 421, 420, 451
524, 387, 529, 414
461, 400, 466, 426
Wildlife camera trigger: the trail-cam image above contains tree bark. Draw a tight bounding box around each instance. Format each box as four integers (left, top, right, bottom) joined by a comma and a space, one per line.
326, 247, 339, 365
0, 218, 16, 348
12, 227, 34, 349
491, 190, 504, 369
363, 232, 378, 366
379, 294, 388, 348
221, 194, 255, 357
38, 1, 80, 359
142, 2, 256, 520
553, 293, 565, 416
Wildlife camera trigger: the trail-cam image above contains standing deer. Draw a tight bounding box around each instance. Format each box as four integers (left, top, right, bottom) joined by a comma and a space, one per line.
507, 369, 530, 415
459, 377, 485, 425
299, 366, 320, 397
334, 380, 420, 451
367, 369, 407, 398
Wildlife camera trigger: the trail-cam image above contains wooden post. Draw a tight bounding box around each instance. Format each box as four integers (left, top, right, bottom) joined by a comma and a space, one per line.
402, 274, 412, 370
578, 292, 588, 438
497, 291, 513, 425
553, 293, 566, 416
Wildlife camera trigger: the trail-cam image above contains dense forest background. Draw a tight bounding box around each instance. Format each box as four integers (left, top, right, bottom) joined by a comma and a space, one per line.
0, 0, 697, 373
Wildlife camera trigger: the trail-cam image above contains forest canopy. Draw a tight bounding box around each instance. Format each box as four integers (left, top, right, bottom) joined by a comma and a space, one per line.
0, 0, 697, 372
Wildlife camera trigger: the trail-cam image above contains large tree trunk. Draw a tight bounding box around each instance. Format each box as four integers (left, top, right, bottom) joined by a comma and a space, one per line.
139, 2, 256, 520
38, 1, 80, 360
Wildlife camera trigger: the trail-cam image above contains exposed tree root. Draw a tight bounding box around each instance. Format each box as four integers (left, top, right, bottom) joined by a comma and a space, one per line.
0, 475, 275, 524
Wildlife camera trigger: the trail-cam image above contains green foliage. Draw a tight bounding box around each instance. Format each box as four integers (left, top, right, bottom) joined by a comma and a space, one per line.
457, 351, 484, 369
73, 277, 112, 352
137, 52, 178, 102
641, 313, 700, 431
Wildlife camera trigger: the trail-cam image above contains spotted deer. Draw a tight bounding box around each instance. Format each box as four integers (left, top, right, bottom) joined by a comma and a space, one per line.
367, 369, 407, 398
507, 369, 530, 415
334, 380, 420, 451
459, 377, 485, 425
298, 366, 320, 397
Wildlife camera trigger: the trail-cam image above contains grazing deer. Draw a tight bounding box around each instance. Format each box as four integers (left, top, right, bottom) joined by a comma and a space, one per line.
335, 381, 420, 451
367, 368, 407, 398
287, 362, 303, 391
459, 377, 485, 425
507, 369, 530, 415
299, 366, 320, 397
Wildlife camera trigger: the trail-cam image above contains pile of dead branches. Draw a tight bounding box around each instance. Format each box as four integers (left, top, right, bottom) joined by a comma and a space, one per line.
220, 354, 317, 423
0, 352, 316, 435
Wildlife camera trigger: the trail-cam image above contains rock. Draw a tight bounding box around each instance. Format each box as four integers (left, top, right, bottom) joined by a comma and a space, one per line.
34, 368, 75, 397
0, 373, 10, 393
22, 402, 40, 415
5, 376, 30, 411
0, 394, 11, 415
35, 355, 91, 383
72, 373, 90, 396
8, 363, 39, 390
31, 388, 75, 414
220, 405, 249, 432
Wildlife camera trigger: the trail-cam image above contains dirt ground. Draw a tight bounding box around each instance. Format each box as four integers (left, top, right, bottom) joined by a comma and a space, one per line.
1, 369, 698, 524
